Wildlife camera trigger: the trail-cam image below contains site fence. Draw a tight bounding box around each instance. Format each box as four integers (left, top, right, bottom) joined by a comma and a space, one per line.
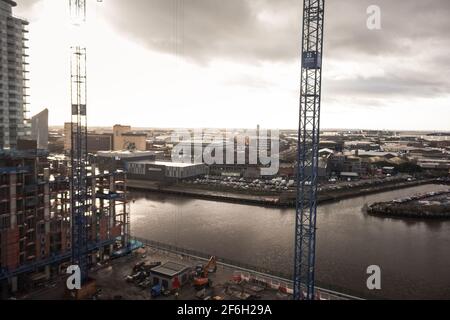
131, 236, 363, 300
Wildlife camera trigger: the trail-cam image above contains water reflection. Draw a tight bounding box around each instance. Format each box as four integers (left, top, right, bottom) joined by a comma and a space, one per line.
130, 184, 450, 299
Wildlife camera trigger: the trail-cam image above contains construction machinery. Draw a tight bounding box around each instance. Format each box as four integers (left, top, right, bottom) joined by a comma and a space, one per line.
294, 0, 326, 300
193, 256, 217, 290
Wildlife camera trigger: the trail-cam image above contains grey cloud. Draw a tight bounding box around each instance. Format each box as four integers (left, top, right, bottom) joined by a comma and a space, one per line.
325, 59, 450, 99
99, 0, 450, 101
103, 0, 301, 63
16, 0, 450, 108
223, 74, 275, 89
326, 0, 450, 57
103, 0, 450, 61
327, 75, 447, 98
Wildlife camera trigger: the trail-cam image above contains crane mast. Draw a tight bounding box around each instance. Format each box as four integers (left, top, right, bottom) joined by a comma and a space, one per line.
69, 0, 89, 284
294, 0, 325, 300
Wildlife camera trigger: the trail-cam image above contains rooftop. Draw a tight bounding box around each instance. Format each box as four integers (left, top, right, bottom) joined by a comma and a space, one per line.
122, 132, 148, 137
151, 262, 190, 277
319, 148, 334, 154
132, 160, 205, 168
340, 172, 359, 177
348, 150, 398, 158
97, 150, 156, 158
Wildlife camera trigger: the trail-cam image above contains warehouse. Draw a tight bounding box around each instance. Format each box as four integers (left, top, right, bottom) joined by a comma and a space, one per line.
127, 160, 209, 182
94, 150, 157, 171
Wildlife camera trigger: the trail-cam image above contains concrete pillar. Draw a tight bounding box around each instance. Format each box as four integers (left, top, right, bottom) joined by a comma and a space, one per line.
9, 173, 17, 229
91, 165, 98, 241
91, 252, 98, 265
110, 175, 115, 192
45, 265, 51, 280
109, 174, 115, 233
98, 247, 104, 262
10, 277, 18, 293
44, 184, 50, 220
43, 168, 50, 181
92, 164, 97, 205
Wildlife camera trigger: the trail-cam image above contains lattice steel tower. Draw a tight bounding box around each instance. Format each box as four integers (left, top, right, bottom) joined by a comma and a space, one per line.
294, 0, 325, 300
69, 0, 89, 284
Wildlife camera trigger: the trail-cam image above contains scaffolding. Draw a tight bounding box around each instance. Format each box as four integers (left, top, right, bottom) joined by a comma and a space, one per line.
0, 152, 130, 296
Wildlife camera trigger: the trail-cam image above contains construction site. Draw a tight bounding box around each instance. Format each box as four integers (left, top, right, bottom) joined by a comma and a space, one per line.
0, 0, 342, 301
0, 148, 130, 298
19, 242, 357, 301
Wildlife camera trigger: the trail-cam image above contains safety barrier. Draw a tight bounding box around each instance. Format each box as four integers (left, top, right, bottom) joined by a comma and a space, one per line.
132, 236, 363, 300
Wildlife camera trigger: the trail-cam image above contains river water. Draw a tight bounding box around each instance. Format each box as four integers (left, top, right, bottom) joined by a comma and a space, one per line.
130, 184, 450, 299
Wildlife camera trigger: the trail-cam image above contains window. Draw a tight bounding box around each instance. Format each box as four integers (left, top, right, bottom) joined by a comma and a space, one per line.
0, 215, 10, 229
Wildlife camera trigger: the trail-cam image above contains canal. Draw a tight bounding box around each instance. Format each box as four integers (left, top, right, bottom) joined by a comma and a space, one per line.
130, 184, 450, 299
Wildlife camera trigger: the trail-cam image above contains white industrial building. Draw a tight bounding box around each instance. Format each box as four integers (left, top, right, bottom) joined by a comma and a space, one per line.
127, 160, 209, 181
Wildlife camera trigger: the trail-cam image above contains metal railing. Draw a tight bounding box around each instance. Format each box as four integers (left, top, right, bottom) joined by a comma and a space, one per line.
131, 236, 364, 300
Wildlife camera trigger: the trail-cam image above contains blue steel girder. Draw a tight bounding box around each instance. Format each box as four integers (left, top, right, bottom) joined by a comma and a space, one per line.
0, 239, 116, 282
294, 0, 325, 300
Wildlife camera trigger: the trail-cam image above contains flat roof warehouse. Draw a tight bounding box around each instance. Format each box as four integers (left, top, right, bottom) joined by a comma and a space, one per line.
133, 160, 205, 168
151, 262, 190, 278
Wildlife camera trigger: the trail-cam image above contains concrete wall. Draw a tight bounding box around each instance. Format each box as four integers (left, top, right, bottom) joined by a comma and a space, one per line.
120, 134, 147, 151
87, 134, 113, 153
113, 125, 131, 151
63, 122, 71, 152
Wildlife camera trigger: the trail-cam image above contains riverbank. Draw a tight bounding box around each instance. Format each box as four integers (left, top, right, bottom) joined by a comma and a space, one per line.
128, 177, 442, 207
129, 184, 450, 299
367, 190, 450, 219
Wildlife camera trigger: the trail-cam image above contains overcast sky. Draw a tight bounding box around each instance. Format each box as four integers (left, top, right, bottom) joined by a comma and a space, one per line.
15, 0, 450, 130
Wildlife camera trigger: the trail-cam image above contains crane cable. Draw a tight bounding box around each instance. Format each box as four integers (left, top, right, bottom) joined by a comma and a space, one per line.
173, 0, 185, 249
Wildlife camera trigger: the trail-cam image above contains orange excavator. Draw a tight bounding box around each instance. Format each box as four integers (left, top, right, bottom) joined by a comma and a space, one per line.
193, 256, 217, 290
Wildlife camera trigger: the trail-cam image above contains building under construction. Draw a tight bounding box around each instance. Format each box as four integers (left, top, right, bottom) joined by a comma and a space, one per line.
0, 149, 130, 298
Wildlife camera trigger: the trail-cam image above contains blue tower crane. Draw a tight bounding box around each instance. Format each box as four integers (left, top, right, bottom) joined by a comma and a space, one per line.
294, 0, 326, 300
69, 0, 89, 284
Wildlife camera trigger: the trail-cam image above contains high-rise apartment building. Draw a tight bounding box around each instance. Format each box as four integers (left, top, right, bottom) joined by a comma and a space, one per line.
0, 0, 30, 149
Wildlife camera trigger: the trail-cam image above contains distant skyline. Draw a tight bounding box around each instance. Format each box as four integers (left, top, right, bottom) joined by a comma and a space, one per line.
16, 0, 450, 131
48, 125, 450, 135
